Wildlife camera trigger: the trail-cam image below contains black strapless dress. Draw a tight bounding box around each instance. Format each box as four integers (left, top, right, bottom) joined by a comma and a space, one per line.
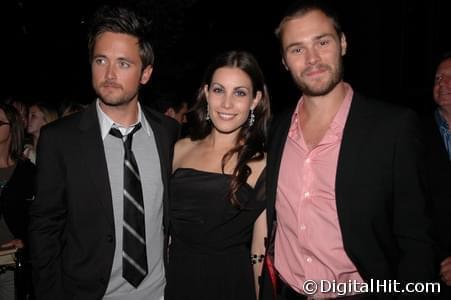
165, 168, 265, 300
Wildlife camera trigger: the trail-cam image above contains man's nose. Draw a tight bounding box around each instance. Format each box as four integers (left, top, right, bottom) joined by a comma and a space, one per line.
305, 47, 320, 65
105, 64, 116, 80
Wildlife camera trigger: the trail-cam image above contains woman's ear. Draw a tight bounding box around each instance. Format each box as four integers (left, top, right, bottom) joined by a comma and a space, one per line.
203, 84, 209, 100
251, 91, 262, 110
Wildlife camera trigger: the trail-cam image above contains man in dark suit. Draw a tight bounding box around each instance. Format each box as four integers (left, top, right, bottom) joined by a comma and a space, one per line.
261, 1, 436, 299
424, 52, 451, 299
29, 6, 178, 300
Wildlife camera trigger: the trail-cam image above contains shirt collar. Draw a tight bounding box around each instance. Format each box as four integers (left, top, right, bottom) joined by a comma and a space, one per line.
96, 99, 151, 140
435, 109, 450, 133
330, 82, 353, 131
289, 82, 353, 136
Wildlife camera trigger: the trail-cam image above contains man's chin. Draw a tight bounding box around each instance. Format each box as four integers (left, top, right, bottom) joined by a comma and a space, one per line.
301, 84, 336, 97
297, 74, 343, 97
437, 100, 451, 109
99, 98, 124, 107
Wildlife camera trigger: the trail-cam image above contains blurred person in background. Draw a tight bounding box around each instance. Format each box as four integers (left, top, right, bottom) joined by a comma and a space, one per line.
24, 103, 58, 163
149, 92, 189, 125
0, 102, 36, 300
58, 95, 87, 118
3, 96, 29, 130
422, 52, 451, 299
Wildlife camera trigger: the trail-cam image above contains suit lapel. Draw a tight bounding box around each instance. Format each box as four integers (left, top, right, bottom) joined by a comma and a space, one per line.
142, 108, 170, 189
267, 109, 295, 233
335, 94, 374, 224
428, 115, 451, 164
269, 96, 373, 228
142, 108, 171, 230
78, 103, 115, 227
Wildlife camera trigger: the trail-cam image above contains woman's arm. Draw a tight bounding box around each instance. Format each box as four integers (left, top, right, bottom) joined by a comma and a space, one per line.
251, 209, 267, 299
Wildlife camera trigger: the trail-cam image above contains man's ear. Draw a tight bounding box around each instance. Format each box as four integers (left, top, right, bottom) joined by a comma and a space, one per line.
140, 65, 153, 84
282, 58, 289, 71
340, 33, 347, 56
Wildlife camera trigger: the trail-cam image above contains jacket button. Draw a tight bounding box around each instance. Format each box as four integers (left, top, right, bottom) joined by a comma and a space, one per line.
107, 234, 113, 243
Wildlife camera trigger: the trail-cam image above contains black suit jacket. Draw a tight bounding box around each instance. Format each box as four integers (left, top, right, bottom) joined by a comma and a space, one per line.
422, 114, 451, 299
29, 103, 179, 300
261, 93, 436, 300
422, 115, 451, 259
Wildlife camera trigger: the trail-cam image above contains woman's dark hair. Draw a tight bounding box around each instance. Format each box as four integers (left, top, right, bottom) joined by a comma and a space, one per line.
0, 103, 24, 161
87, 5, 154, 68
188, 51, 271, 207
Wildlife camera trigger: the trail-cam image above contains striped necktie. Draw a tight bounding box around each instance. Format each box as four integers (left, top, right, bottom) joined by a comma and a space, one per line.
109, 123, 148, 287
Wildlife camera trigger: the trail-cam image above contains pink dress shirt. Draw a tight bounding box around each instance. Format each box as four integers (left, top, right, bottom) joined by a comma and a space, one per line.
274, 83, 365, 297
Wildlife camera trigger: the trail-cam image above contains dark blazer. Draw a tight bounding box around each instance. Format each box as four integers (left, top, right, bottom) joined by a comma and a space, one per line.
261, 93, 436, 300
0, 158, 35, 241
29, 103, 179, 300
422, 115, 451, 259
422, 114, 451, 299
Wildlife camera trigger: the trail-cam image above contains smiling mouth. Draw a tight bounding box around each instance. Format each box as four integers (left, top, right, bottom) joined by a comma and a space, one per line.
217, 112, 237, 120
305, 68, 328, 77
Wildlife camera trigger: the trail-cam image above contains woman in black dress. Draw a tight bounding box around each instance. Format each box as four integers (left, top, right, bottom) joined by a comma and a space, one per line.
165, 51, 271, 300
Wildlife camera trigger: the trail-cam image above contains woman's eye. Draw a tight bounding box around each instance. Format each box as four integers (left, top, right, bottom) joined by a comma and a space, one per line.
235, 90, 247, 97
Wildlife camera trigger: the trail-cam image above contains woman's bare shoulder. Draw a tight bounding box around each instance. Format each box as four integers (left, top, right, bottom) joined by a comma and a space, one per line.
173, 138, 199, 170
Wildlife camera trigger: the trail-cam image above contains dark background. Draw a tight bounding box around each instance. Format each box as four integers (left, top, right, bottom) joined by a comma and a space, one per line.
2, 0, 450, 114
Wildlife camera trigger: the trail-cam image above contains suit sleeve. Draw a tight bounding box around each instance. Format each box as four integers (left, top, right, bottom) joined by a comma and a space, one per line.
168, 115, 181, 143
165, 115, 180, 168
29, 127, 67, 299
393, 110, 436, 284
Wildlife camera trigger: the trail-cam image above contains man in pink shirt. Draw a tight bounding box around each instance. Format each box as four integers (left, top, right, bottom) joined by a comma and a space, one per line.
260, 1, 436, 299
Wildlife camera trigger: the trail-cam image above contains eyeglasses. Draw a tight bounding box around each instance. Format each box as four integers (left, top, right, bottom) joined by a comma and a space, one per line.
0, 121, 10, 126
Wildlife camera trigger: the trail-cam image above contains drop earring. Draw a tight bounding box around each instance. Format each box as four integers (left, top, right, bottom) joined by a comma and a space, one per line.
205, 105, 210, 121
249, 109, 255, 127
